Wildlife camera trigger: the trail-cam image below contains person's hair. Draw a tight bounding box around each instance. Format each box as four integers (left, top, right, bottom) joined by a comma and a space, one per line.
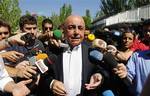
121, 27, 136, 39
42, 18, 53, 31
0, 19, 11, 33
19, 15, 37, 31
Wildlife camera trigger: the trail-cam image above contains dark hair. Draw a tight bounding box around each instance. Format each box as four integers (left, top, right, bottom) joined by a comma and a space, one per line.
121, 27, 136, 39
19, 15, 37, 31
42, 18, 53, 31
142, 18, 150, 26
0, 19, 11, 33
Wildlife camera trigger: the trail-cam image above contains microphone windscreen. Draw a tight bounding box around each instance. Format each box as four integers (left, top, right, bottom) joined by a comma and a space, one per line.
36, 53, 48, 60
87, 34, 95, 41
92, 39, 107, 49
89, 49, 103, 64
53, 29, 62, 39
107, 45, 117, 53
102, 90, 115, 96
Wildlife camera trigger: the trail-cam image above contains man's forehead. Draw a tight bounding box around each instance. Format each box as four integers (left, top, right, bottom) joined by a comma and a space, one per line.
65, 16, 85, 25
24, 24, 37, 27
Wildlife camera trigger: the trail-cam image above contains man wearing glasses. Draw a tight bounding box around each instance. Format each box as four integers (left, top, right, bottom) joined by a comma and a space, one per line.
42, 18, 53, 33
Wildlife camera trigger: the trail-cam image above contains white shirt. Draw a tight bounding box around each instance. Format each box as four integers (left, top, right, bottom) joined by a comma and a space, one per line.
0, 56, 13, 91
63, 44, 82, 96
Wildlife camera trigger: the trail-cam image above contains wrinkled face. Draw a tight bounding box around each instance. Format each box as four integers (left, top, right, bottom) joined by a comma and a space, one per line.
23, 24, 37, 36
43, 23, 53, 33
64, 16, 85, 47
122, 32, 134, 49
0, 26, 10, 41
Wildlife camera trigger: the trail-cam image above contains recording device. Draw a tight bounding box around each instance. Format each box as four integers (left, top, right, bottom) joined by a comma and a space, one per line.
92, 39, 107, 49
102, 90, 115, 96
21, 33, 45, 52
52, 29, 69, 48
20, 33, 36, 49
87, 33, 95, 41
107, 45, 117, 53
20, 33, 57, 90
26, 53, 57, 92
53, 29, 63, 40
88, 48, 131, 87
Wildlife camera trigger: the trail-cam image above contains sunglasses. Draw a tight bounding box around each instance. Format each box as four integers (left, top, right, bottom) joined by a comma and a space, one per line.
44, 27, 53, 31
0, 32, 9, 35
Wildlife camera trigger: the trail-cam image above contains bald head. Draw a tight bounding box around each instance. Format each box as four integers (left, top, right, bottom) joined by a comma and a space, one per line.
64, 15, 85, 27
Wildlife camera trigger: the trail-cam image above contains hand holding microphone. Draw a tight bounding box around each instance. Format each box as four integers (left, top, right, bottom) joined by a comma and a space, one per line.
89, 49, 131, 87
48, 29, 69, 48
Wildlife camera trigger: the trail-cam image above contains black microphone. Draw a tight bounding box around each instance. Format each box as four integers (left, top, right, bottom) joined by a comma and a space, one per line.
89, 49, 131, 87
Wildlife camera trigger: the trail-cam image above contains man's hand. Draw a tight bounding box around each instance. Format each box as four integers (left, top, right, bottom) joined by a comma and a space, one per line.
113, 63, 127, 78
51, 80, 67, 96
85, 73, 102, 90
1, 51, 24, 62
8, 33, 26, 45
16, 62, 37, 79
12, 79, 32, 96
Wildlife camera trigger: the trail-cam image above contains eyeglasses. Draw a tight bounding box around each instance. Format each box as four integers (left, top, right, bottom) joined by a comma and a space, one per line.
0, 32, 9, 35
44, 27, 53, 31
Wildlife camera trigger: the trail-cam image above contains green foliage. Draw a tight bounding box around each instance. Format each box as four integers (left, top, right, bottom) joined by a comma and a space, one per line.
0, 0, 21, 33
37, 16, 45, 31
97, 0, 150, 18
50, 4, 72, 29
51, 12, 61, 30
83, 9, 92, 29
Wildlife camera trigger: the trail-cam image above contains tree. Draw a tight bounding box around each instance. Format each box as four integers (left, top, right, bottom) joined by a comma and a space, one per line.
59, 4, 72, 23
50, 3, 72, 29
50, 12, 61, 30
97, 0, 150, 18
100, 0, 130, 16
37, 15, 45, 31
0, 0, 21, 33
83, 9, 92, 29
134, 0, 150, 7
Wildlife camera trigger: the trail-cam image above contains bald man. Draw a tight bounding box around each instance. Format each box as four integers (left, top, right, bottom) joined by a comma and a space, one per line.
38, 15, 107, 96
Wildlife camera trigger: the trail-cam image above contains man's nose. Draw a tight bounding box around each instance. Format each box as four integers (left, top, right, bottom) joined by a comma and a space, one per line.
74, 27, 79, 34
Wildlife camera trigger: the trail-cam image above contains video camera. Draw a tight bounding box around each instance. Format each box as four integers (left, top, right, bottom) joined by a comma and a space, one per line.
94, 29, 122, 48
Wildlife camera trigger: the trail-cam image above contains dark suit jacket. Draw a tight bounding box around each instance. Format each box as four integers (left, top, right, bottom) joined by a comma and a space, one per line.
37, 42, 107, 96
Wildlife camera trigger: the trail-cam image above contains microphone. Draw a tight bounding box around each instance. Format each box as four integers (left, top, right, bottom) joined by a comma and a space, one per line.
102, 90, 115, 96
53, 29, 69, 48
107, 45, 117, 53
27, 53, 57, 90
21, 33, 45, 53
53, 29, 62, 40
28, 53, 57, 74
87, 33, 95, 41
89, 49, 131, 87
92, 39, 107, 50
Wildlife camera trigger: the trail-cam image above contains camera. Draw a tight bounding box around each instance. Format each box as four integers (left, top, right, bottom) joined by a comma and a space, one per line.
21, 33, 36, 49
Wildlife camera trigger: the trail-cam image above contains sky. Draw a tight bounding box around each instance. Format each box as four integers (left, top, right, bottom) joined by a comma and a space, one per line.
19, 0, 100, 18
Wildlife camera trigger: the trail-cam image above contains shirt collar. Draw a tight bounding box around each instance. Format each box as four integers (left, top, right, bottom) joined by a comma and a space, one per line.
66, 44, 81, 53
